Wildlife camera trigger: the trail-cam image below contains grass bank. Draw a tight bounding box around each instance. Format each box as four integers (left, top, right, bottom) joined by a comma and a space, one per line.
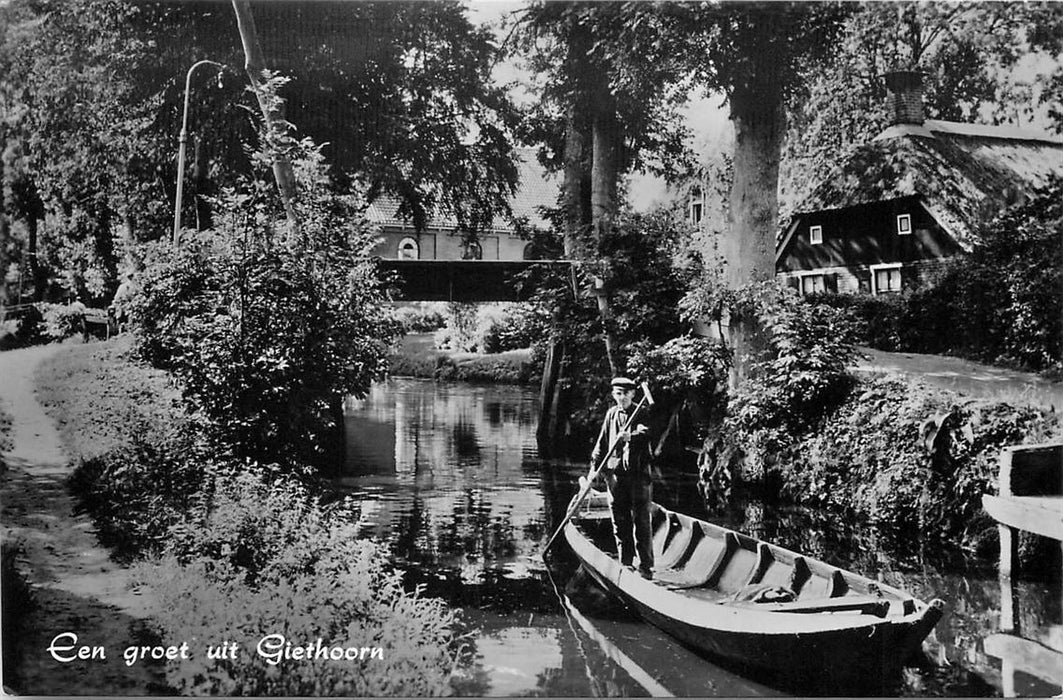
390, 332, 539, 384
34, 336, 185, 460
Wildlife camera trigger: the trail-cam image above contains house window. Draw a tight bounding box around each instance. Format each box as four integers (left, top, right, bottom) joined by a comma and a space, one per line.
870, 263, 903, 295
522, 243, 538, 260
462, 241, 483, 260
800, 274, 826, 295
689, 188, 705, 225
397, 237, 419, 260
809, 225, 823, 245
896, 214, 912, 235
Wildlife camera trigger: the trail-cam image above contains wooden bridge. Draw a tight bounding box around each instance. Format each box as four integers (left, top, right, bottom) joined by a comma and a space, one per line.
377, 259, 571, 302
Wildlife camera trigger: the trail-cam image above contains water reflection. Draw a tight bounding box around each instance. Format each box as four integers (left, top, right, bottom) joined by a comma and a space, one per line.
337, 377, 1061, 697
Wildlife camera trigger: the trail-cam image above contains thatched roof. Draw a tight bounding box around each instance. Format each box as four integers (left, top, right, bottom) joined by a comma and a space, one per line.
793, 120, 1063, 250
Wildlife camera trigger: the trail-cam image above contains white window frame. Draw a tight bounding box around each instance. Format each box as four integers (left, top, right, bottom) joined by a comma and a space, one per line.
870, 263, 903, 295
896, 213, 912, 235
689, 188, 705, 226
796, 271, 826, 296
809, 225, 823, 245
397, 236, 419, 260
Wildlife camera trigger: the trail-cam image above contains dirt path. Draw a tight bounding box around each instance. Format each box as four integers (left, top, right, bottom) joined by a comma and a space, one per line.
853, 346, 1063, 411
0, 345, 166, 695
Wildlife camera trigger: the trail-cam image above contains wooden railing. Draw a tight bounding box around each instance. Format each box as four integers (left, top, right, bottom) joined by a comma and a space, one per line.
981, 442, 1063, 696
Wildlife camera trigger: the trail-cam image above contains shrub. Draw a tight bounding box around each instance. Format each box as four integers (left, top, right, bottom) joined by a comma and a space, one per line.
39, 302, 85, 340
806, 292, 905, 351
530, 209, 695, 447
712, 282, 860, 480
784, 376, 1063, 546
0, 403, 11, 457
391, 303, 446, 333
136, 470, 462, 696
131, 138, 399, 469
68, 430, 206, 562
433, 303, 479, 353
476, 303, 549, 354
626, 335, 730, 443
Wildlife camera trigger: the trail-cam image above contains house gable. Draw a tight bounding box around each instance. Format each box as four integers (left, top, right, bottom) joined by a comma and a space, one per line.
777, 196, 962, 274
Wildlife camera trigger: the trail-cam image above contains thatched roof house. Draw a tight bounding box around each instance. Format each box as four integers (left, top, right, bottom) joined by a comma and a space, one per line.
776, 71, 1063, 296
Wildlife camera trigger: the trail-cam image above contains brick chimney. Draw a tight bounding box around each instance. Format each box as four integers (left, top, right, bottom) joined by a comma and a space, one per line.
883, 70, 925, 126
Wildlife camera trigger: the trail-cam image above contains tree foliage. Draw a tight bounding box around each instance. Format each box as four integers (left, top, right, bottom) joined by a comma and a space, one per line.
682, 279, 859, 484
781, 2, 1063, 212
1, 0, 167, 301
512, 1, 692, 181
0, 0, 522, 303
531, 209, 697, 445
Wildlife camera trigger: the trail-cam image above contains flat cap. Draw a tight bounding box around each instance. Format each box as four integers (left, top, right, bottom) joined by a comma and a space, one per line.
610, 376, 637, 390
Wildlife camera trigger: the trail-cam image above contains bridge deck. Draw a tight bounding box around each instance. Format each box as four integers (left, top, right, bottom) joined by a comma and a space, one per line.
378, 259, 571, 302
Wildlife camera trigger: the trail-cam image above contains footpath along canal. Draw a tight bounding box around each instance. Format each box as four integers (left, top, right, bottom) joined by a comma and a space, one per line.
333, 376, 1061, 697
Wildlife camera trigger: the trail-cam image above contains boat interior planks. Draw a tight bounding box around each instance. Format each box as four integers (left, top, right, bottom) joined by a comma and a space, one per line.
563, 493, 946, 693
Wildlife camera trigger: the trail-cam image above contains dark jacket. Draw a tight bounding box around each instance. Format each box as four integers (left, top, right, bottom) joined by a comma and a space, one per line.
591, 404, 654, 481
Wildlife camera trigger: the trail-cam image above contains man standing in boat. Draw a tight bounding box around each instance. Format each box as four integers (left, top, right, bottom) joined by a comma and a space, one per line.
591, 377, 655, 579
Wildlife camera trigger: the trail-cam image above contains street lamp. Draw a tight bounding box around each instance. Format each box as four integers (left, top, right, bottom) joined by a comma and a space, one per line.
173, 59, 226, 245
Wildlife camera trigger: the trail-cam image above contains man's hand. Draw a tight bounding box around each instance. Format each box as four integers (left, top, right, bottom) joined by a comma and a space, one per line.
618, 425, 648, 443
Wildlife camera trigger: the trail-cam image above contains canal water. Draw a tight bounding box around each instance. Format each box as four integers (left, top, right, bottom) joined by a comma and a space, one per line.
337, 377, 1061, 697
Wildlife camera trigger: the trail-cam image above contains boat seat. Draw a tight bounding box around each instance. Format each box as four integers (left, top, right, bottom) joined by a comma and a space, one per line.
655, 527, 737, 590
653, 512, 695, 571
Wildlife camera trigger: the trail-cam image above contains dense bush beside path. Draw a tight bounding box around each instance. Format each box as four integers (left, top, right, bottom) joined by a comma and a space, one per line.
774, 377, 1062, 550
676, 281, 1063, 553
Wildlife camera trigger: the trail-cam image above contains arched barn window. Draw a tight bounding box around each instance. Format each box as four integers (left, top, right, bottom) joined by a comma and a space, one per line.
463, 241, 483, 260
523, 243, 538, 260
398, 237, 419, 260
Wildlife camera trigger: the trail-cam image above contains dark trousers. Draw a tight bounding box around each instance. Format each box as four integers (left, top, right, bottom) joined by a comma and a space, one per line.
605, 471, 654, 572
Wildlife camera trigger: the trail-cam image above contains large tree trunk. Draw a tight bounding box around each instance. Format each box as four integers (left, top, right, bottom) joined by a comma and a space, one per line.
0, 157, 7, 306
591, 103, 622, 377
0, 213, 7, 306
562, 102, 592, 291
192, 136, 213, 231
231, 0, 300, 237
28, 216, 44, 302
721, 34, 786, 389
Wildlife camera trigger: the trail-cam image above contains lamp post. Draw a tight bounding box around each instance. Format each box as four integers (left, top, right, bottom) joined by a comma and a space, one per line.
173, 60, 225, 245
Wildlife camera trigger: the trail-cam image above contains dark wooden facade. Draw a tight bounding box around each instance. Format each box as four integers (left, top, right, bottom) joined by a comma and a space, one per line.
776, 196, 963, 294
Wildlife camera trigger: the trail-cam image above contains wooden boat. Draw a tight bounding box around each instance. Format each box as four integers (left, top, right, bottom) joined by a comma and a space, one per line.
563, 492, 946, 692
